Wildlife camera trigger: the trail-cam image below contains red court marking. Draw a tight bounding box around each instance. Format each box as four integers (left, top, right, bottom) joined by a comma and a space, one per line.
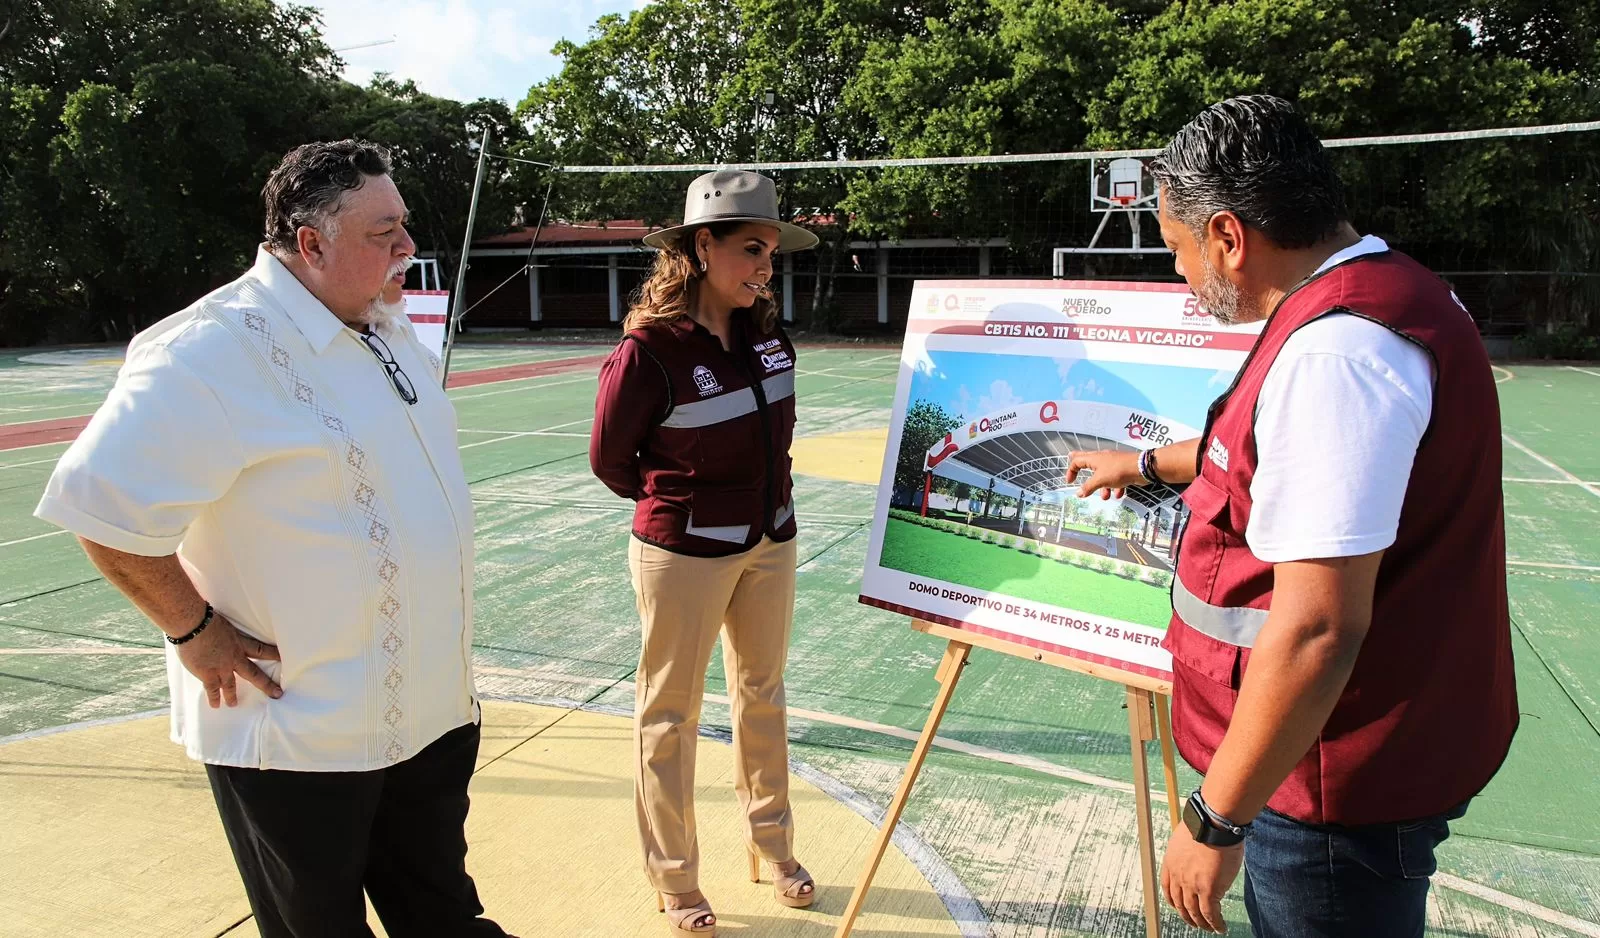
0, 353, 612, 452
444, 353, 609, 389
0, 417, 93, 452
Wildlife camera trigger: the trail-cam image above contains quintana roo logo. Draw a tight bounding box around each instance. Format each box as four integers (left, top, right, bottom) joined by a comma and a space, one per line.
692, 365, 723, 396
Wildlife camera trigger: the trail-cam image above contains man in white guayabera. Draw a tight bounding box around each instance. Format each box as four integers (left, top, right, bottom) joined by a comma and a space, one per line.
35, 141, 511, 938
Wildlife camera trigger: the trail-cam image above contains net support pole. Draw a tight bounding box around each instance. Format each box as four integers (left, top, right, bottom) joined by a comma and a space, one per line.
442, 126, 492, 387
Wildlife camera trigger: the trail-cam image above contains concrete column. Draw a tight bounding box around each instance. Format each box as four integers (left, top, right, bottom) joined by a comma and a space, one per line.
607, 254, 620, 323
978, 245, 991, 278
877, 247, 889, 325
528, 258, 541, 323
783, 252, 794, 323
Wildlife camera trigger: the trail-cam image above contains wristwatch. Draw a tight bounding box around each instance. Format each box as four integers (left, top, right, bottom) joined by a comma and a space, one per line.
1183, 790, 1250, 847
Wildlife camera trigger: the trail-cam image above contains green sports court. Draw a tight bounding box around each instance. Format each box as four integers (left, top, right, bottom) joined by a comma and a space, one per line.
2, 341, 1597, 937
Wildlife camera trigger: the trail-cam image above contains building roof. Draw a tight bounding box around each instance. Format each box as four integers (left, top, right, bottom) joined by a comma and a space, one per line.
475, 221, 660, 249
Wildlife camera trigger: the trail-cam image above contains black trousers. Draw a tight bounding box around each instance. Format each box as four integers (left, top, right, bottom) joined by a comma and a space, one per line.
206, 722, 509, 938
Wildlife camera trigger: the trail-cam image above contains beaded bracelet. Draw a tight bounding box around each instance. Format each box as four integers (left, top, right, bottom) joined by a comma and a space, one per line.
167, 603, 214, 646
1138, 448, 1160, 486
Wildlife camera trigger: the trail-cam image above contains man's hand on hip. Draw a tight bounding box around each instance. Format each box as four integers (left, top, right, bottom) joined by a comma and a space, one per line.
180, 612, 283, 707
1161, 825, 1242, 934
74, 539, 285, 707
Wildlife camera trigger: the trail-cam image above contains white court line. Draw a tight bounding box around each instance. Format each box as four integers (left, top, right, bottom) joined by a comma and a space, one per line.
1565, 365, 1600, 379
459, 419, 591, 436
1434, 873, 1600, 938
0, 530, 68, 549
0, 646, 161, 656
0, 455, 64, 470
0, 439, 72, 455
1502, 477, 1600, 485
842, 351, 899, 366
449, 373, 596, 402
473, 666, 1142, 796
0, 384, 100, 398
458, 431, 588, 450
0, 402, 100, 417
1507, 560, 1600, 573
472, 662, 1600, 932
1502, 434, 1600, 500
457, 418, 593, 450
1493, 365, 1514, 385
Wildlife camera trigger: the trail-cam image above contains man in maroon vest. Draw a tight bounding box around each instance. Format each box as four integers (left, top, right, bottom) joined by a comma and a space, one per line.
1069, 96, 1517, 937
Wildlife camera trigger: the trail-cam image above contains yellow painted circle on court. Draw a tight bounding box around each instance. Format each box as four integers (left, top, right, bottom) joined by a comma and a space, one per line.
792, 428, 889, 486
0, 700, 959, 937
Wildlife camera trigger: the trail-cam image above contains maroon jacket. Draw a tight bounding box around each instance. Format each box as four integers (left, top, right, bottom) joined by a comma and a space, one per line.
1164, 249, 1518, 825
590, 313, 798, 557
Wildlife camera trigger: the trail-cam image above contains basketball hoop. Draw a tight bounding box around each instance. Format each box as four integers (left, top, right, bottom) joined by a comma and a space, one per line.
1052, 156, 1169, 273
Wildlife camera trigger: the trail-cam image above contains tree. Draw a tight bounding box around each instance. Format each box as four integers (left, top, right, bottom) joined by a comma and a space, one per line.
337, 78, 524, 287
843, 0, 1123, 253
953, 480, 973, 511
1083, 0, 1600, 330
0, 2, 521, 345
893, 399, 962, 500
0, 0, 361, 342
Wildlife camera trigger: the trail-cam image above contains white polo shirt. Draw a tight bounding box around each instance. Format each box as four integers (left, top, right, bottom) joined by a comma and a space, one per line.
36, 249, 477, 771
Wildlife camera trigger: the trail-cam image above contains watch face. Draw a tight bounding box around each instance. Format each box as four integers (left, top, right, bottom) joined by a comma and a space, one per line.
1182, 798, 1206, 840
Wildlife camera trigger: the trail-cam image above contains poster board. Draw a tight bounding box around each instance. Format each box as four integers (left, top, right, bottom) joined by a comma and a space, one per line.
403, 290, 450, 360
859, 279, 1264, 681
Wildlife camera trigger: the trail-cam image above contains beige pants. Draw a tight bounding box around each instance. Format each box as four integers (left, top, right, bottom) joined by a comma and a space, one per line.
628, 535, 799, 895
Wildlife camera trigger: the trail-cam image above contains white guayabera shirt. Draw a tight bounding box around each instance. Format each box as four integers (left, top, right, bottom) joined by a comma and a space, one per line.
36, 248, 477, 771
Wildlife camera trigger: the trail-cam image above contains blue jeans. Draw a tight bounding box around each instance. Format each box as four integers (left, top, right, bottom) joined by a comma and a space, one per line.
1243, 803, 1468, 938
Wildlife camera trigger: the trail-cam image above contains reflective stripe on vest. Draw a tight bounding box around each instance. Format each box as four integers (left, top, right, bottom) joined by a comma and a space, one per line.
685, 520, 750, 544
662, 371, 796, 429
1173, 574, 1270, 648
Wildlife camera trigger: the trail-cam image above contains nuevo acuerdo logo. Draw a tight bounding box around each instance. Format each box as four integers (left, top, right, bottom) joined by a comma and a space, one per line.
1125, 412, 1174, 446
1061, 297, 1113, 318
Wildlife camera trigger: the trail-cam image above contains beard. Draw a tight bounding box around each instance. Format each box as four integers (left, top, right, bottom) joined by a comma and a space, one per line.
355, 293, 407, 327
1194, 254, 1248, 326
352, 259, 413, 327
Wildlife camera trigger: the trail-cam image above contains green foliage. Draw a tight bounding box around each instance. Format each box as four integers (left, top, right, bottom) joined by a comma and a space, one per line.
3, 0, 1596, 344
894, 399, 962, 495
0, 0, 521, 344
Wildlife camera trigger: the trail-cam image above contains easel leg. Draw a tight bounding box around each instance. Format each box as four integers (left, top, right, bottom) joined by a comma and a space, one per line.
1127, 687, 1163, 938
834, 639, 972, 938
1155, 692, 1181, 831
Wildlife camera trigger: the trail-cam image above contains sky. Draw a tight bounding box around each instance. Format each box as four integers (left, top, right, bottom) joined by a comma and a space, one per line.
909, 351, 1233, 435
305, 0, 646, 106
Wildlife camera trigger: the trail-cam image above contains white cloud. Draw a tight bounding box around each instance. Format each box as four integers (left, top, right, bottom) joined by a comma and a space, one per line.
952, 384, 974, 420
1063, 377, 1104, 401
977, 380, 1022, 414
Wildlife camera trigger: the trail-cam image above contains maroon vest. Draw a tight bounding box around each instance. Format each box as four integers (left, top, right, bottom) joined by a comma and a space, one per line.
619, 315, 798, 557
1164, 250, 1518, 825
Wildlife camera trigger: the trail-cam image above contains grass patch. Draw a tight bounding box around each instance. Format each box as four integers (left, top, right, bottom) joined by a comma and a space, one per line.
879, 518, 1172, 628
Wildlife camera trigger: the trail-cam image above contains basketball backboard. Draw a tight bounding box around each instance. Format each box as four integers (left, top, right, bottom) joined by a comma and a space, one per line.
1091, 157, 1158, 213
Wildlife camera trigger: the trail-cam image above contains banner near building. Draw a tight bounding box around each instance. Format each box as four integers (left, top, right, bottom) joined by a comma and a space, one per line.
403, 290, 449, 360
860, 280, 1264, 680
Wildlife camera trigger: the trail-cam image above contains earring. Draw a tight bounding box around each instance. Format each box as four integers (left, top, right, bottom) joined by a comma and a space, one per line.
699, 258, 708, 273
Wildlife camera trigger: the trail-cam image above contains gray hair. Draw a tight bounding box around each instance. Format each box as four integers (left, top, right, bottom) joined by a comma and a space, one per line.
1150, 95, 1348, 249
262, 140, 393, 256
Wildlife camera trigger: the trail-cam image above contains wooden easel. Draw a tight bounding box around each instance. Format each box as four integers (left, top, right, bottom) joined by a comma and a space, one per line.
833, 619, 1181, 938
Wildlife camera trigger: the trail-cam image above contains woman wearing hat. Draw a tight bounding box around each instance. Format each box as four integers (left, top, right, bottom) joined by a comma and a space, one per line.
590, 170, 819, 936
